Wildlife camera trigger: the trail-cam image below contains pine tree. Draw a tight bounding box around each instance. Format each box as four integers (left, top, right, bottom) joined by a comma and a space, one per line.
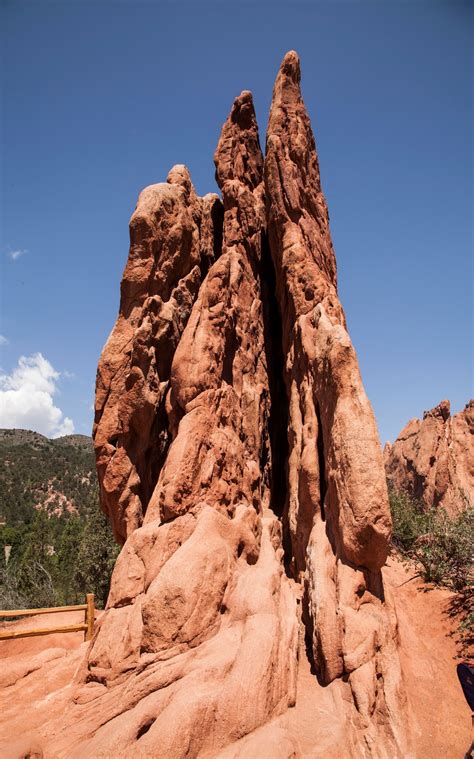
17, 510, 58, 607
57, 516, 84, 604
74, 509, 120, 608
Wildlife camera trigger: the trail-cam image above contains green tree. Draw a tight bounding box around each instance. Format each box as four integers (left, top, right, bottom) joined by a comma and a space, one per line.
56, 516, 84, 604
17, 511, 58, 607
74, 509, 120, 608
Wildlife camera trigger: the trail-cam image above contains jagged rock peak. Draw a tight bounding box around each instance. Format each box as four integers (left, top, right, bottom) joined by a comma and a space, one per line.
423, 398, 450, 421
272, 49, 302, 93
265, 50, 391, 573
265, 51, 407, 754
386, 398, 473, 512
214, 89, 264, 192
230, 90, 256, 127
166, 163, 195, 198
93, 161, 223, 542
143, 84, 270, 523
265, 51, 340, 330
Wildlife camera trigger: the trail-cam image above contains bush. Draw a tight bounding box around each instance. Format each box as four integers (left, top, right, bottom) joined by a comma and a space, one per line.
390, 490, 429, 554
389, 489, 473, 592
389, 489, 473, 653
0, 565, 29, 610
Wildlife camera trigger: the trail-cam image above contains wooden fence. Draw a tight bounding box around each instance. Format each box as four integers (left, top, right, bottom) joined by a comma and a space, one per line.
0, 593, 95, 641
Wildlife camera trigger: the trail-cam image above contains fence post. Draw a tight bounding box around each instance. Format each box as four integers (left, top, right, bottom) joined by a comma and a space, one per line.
85, 593, 95, 641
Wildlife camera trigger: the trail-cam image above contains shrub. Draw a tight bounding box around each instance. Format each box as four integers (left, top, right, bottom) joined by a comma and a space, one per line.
389, 489, 473, 593
390, 490, 429, 554
389, 488, 473, 653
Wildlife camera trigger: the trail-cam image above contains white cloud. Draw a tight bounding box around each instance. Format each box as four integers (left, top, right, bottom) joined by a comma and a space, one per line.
8, 249, 27, 261
0, 335, 8, 346
0, 353, 75, 438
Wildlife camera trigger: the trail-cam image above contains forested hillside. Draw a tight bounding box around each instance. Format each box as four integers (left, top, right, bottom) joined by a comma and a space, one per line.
0, 429, 119, 609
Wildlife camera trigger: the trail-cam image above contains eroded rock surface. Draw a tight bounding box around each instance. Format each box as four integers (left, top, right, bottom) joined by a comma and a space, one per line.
1, 52, 424, 759
144, 90, 271, 523
265, 51, 408, 755
94, 166, 223, 542
385, 399, 474, 512
29, 86, 299, 759
4, 558, 470, 759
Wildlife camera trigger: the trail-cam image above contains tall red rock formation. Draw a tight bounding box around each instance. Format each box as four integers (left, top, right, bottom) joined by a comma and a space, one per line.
265, 51, 391, 575
31, 88, 299, 759
1, 52, 427, 758
385, 399, 474, 512
265, 51, 407, 753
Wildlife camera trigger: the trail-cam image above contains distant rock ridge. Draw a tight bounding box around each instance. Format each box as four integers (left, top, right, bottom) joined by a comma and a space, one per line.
6, 52, 417, 758
385, 399, 474, 512
0, 428, 92, 448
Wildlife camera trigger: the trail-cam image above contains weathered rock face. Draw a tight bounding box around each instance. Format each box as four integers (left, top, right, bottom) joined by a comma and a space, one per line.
265, 51, 408, 754
37, 87, 299, 758
143, 90, 272, 523
385, 399, 474, 512
94, 166, 223, 543
265, 51, 391, 576
7, 52, 416, 758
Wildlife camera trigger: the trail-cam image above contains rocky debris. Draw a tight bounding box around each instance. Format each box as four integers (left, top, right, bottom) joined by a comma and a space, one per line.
34, 479, 78, 517
385, 399, 474, 512
0, 52, 427, 758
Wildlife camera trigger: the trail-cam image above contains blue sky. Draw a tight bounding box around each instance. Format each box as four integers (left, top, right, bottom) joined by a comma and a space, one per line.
1, 0, 472, 443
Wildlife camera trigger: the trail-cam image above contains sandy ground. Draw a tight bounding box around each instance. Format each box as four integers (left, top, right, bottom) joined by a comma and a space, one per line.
0, 612, 88, 757
383, 556, 472, 757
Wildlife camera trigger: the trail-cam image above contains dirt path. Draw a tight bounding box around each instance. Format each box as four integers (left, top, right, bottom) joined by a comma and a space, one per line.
383, 556, 471, 757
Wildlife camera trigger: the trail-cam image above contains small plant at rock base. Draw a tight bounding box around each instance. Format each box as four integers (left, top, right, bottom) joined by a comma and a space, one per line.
390, 490, 429, 554
389, 488, 473, 654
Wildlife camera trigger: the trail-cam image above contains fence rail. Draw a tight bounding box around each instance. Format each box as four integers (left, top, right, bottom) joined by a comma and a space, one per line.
0, 593, 95, 641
